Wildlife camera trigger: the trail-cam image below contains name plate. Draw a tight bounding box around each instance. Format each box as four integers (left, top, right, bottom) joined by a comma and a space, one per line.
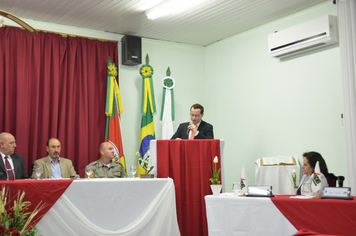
322, 187, 352, 199
247, 185, 273, 197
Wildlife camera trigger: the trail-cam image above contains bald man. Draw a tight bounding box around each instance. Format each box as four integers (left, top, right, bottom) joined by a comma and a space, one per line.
0, 132, 28, 180
86, 142, 125, 178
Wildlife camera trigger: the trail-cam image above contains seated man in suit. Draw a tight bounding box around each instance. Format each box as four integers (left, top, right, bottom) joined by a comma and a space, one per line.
0, 132, 28, 180
86, 142, 125, 178
32, 138, 77, 179
171, 103, 214, 140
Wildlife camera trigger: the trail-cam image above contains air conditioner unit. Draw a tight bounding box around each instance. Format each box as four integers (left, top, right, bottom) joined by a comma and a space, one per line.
268, 15, 338, 58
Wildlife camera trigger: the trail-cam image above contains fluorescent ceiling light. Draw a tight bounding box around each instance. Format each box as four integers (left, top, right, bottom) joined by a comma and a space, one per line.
146, 0, 204, 20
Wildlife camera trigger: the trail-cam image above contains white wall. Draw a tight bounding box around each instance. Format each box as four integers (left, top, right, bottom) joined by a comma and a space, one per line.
119, 40, 205, 168
5, 1, 347, 191
205, 2, 346, 191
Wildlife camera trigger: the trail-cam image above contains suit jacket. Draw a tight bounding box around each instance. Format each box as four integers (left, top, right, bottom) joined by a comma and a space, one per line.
171, 120, 214, 139
32, 156, 77, 179
0, 153, 28, 180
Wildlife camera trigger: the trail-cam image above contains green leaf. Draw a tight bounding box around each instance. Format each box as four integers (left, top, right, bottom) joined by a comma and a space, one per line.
166, 67, 171, 76
216, 168, 221, 177
147, 166, 154, 173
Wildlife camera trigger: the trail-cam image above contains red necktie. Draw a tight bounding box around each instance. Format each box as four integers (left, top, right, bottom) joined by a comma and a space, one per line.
5, 156, 14, 180
189, 131, 195, 140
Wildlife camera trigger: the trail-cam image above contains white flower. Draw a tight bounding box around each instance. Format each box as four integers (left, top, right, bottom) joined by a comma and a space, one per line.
213, 156, 218, 164
293, 169, 297, 174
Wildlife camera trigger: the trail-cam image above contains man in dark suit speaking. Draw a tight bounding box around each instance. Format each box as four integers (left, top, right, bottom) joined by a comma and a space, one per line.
0, 132, 28, 180
171, 103, 214, 140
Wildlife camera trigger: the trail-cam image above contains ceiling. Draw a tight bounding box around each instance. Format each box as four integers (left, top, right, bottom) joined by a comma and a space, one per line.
0, 0, 330, 46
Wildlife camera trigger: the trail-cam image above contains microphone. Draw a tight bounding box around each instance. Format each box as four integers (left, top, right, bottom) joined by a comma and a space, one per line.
186, 121, 193, 135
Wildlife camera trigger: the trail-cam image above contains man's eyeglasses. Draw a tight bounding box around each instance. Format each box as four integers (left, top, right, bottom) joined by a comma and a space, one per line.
190, 113, 201, 118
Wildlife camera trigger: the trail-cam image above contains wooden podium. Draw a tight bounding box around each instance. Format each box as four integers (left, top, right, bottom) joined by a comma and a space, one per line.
149, 139, 225, 236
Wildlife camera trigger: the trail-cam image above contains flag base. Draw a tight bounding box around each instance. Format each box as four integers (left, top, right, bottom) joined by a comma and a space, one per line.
140, 174, 154, 178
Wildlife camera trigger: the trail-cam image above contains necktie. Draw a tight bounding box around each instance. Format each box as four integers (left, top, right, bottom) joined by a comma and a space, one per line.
189, 131, 195, 140
5, 156, 14, 180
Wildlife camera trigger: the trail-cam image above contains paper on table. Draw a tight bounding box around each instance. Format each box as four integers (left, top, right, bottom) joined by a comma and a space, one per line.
219, 193, 234, 196
290, 195, 314, 199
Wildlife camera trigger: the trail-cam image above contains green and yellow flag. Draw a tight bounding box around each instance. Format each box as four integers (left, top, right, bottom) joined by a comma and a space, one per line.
137, 54, 156, 176
105, 57, 126, 172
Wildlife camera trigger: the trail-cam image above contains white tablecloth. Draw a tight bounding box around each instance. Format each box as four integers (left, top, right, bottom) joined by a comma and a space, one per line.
205, 194, 297, 236
36, 178, 180, 236
255, 159, 301, 194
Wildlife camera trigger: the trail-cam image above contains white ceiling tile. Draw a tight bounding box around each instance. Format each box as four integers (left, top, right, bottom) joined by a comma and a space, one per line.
0, 0, 329, 46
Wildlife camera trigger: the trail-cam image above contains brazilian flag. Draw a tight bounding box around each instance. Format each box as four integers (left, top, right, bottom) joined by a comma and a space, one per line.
137, 55, 156, 176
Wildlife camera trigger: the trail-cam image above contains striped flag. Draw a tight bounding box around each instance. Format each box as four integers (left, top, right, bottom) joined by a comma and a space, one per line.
137, 54, 156, 176
311, 161, 322, 194
105, 57, 126, 172
240, 165, 248, 195
160, 67, 175, 139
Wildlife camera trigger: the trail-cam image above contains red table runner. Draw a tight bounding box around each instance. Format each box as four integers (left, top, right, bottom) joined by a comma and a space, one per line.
0, 179, 73, 226
157, 140, 221, 236
271, 195, 356, 236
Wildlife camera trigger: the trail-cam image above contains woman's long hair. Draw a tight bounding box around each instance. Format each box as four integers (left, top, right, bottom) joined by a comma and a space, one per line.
303, 151, 329, 178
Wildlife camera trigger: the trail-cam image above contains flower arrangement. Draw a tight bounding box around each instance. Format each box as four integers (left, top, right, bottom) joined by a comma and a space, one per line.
209, 156, 221, 185
292, 169, 298, 188
0, 186, 46, 236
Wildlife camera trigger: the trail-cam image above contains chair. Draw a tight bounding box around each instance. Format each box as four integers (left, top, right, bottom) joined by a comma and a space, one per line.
327, 173, 345, 187
338, 175, 345, 187
28, 163, 34, 178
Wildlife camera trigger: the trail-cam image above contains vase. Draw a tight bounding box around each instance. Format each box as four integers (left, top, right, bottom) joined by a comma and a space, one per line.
210, 184, 222, 196
291, 187, 298, 195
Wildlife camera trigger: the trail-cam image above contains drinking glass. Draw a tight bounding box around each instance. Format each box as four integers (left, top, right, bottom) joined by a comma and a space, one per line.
34, 166, 43, 180
232, 182, 240, 195
302, 182, 312, 197
130, 165, 137, 178
85, 165, 94, 179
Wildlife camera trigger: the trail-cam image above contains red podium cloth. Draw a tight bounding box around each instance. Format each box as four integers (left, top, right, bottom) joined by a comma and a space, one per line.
0, 179, 73, 225
271, 195, 356, 236
157, 140, 221, 236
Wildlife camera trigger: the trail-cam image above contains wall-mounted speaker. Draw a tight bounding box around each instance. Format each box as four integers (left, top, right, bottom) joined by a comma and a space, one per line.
121, 35, 142, 66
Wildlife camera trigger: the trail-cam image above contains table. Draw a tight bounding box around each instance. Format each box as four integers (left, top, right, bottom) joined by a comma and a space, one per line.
1, 178, 180, 236
255, 158, 301, 194
0, 179, 74, 225
150, 139, 225, 236
205, 193, 356, 236
205, 194, 297, 236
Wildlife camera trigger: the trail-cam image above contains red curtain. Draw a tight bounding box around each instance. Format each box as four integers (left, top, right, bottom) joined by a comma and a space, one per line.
0, 26, 118, 177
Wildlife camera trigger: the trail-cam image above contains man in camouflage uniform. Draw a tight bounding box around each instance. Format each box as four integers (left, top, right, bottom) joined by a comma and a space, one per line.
86, 142, 124, 178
